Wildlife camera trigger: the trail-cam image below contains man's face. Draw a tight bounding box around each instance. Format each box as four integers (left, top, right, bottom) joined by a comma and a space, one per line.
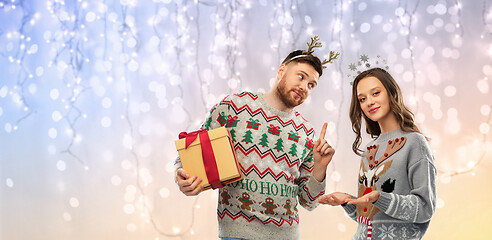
276, 62, 319, 109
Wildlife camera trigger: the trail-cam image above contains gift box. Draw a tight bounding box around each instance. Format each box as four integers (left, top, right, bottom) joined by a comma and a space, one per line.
175, 127, 242, 190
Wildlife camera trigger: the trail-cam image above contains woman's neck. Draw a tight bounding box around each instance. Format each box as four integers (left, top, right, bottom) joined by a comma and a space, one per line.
378, 112, 400, 134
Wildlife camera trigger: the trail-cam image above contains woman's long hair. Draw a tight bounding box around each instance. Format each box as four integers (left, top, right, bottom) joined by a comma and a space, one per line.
349, 68, 424, 156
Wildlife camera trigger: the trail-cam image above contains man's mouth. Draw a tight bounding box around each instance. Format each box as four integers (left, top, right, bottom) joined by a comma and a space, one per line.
292, 90, 303, 99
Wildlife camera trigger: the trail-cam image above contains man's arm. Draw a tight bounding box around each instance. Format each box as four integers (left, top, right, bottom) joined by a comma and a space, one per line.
296, 123, 335, 210
312, 123, 335, 182
173, 95, 230, 196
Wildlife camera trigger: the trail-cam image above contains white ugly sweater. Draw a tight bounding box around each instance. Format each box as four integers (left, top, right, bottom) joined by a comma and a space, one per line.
175, 92, 326, 240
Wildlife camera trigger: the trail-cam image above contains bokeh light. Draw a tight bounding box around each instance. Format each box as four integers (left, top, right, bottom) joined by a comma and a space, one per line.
0, 1, 491, 240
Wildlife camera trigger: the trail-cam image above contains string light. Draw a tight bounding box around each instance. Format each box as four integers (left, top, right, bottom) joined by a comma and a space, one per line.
0, 1, 35, 130
395, 0, 420, 112
46, 0, 90, 167
0, 1, 491, 239
327, 0, 346, 190
481, 0, 492, 38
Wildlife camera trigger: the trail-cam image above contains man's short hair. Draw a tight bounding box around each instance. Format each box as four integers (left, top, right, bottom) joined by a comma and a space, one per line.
281, 50, 323, 77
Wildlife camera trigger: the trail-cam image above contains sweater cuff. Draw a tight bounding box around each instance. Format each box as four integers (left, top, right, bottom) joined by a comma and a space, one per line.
174, 155, 183, 170
373, 191, 392, 213
306, 174, 326, 197
342, 203, 357, 213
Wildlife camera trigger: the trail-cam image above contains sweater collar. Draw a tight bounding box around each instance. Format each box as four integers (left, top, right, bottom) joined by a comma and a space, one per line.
375, 128, 407, 142
257, 93, 296, 119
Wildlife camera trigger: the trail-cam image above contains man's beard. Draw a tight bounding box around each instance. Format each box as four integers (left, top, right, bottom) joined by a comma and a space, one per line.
276, 77, 305, 109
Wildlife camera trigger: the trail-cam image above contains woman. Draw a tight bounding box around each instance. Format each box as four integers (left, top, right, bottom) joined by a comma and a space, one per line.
317, 68, 437, 240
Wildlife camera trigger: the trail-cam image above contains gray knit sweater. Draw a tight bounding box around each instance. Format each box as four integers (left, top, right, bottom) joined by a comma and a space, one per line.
175, 92, 326, 240
342, 128, 437, 240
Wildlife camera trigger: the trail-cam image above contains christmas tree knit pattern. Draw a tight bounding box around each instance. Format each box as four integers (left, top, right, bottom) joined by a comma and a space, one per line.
187, 92, 326, 239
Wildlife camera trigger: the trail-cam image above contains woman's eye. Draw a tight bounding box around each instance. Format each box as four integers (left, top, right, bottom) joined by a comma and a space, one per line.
298, 74, 303, 80
359, 97, 365, 102
373, 91, 380, 96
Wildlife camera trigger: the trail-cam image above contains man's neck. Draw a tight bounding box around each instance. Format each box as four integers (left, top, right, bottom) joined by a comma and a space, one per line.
263, 90, 293, 113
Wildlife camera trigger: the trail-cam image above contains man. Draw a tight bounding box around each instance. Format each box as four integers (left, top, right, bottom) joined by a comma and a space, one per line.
175, 36, 338, 240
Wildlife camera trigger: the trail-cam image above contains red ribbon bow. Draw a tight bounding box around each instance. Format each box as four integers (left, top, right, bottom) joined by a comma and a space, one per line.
179, 129, 207, 149
178, 129, 224, 189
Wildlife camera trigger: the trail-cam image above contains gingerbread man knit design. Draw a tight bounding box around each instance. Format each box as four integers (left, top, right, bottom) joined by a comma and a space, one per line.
176, 92, 327, 239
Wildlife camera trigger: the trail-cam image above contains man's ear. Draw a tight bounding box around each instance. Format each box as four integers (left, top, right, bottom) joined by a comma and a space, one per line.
276, 64, 287, 81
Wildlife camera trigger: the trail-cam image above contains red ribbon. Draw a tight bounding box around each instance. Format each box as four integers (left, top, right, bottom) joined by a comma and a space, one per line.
179, 129, 224, 189
179, 129, 206, 149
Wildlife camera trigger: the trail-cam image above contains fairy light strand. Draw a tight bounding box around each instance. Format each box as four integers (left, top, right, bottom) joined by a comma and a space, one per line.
328, 0, 346, 190
1, 2, 491, 239
193, 1, 208, 110
47, 0, 89, 167
396, 0, 420, 113
438, 106, 491, 177
2, 1, 36, 130
481, 0, 491, 38
452, 0, 464, 37
148, 1, 197, 237
269, 0, 286, 63
117, 3, 158, 236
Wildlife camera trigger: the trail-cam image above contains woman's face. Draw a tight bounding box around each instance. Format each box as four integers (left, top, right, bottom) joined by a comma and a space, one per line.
356, 76, 393, 123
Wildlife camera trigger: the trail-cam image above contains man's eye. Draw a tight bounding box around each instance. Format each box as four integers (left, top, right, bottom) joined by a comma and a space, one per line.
298, 74, 303, 80
308, 83, 314, 89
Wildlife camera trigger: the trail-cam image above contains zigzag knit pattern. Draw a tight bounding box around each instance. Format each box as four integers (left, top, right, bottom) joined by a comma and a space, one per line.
197, 92, 326, 238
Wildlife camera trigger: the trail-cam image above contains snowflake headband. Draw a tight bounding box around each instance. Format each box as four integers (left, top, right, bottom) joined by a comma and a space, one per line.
347, 54, 389, 85
284, 35, 340, 69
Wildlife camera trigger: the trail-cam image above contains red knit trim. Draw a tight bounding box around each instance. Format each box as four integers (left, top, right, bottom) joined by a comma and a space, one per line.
217, 209, 299, 227
303, 185, 325, 200
223, 95, 314, 134
236, 145, 300, 168
240, 165, 295, 182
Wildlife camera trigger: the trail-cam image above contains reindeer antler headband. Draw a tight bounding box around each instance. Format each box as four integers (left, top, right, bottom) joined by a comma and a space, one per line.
284, 35, 340, 69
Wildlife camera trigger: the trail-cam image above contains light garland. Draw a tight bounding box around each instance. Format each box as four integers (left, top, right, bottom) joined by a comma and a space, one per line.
395, 0, 420, 112
2, 1, 35, 131
47, 0, 89, 167
481, 0, 492, 38
0, 1, 491, 239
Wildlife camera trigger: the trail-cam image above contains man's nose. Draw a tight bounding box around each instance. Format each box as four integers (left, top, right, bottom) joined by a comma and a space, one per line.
300, 81, 308, 92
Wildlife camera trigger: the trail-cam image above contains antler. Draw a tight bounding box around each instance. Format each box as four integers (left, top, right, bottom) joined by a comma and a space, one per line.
326, 51, 340, 63
286, 35, 339, 67
366, 137, 407, 169
305, 35, 322, 55
321, 51, 340, 68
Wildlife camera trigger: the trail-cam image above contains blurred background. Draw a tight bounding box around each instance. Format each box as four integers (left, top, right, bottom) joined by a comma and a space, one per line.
0, 0, 491, 239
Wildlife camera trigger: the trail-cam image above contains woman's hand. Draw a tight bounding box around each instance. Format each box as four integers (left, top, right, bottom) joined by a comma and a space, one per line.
317, 192, 352, 206
346, 191, 380, 204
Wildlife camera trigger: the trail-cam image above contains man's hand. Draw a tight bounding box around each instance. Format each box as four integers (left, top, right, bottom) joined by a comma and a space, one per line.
317, 192, 352, 206
312, 123, 335, 182
175, 168, 204, 196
